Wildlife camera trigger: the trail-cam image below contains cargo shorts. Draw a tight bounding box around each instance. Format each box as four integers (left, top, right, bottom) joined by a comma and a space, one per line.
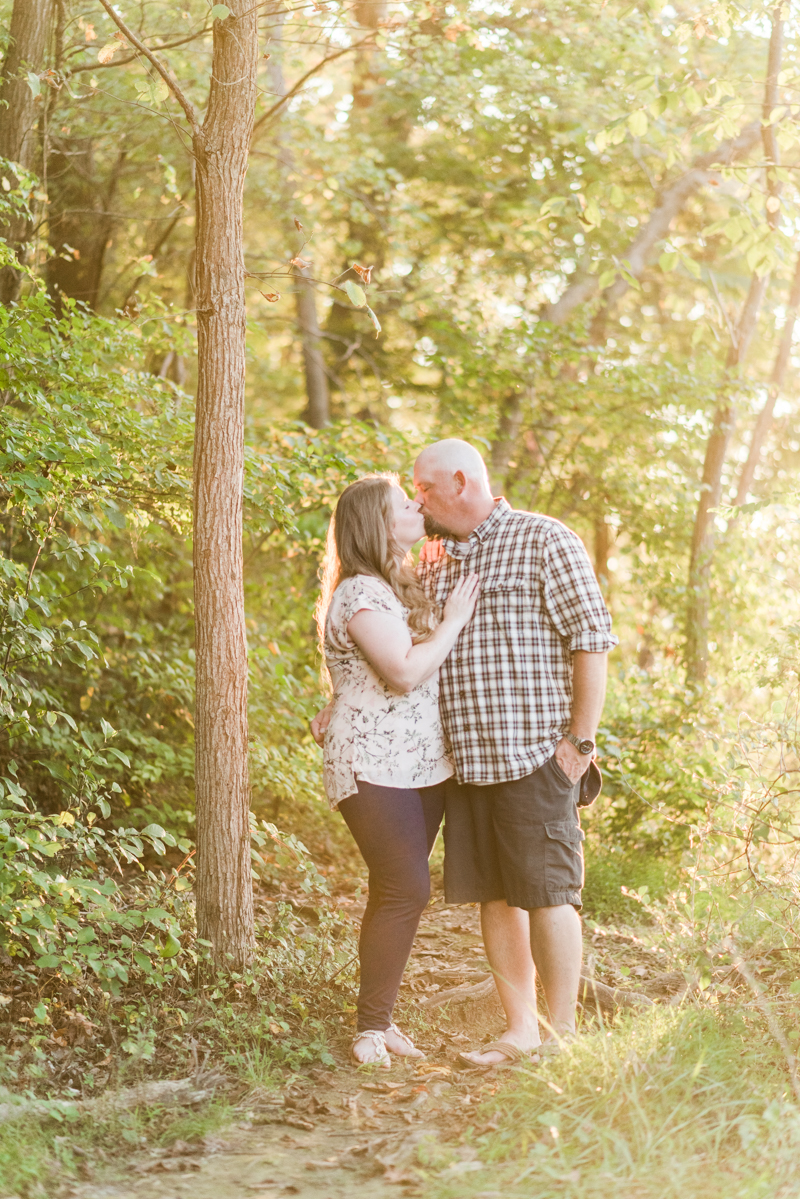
443, 754, 585, 911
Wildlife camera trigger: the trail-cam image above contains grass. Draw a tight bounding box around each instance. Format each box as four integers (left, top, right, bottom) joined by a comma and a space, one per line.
0, 1096, 236, 1196
434, 1003, 800, 1199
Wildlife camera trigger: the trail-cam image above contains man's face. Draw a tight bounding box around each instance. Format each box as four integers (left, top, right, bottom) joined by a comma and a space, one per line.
413, 464, 461, 538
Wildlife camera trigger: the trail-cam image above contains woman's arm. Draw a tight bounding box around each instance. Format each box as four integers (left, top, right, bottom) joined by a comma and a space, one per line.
348, 574, 480, 694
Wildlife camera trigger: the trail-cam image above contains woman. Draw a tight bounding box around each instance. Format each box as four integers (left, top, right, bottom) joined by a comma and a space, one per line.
317, 474, 479, 1067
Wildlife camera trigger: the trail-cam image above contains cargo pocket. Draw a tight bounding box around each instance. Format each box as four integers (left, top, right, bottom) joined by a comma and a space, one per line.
544, 820, 585, 894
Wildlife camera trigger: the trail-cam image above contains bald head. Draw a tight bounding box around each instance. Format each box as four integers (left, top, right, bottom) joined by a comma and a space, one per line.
413, 439, 496, 540
415, 439, 490, 484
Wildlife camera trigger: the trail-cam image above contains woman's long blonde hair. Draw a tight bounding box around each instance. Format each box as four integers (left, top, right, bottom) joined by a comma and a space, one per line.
316, 474, 438, 666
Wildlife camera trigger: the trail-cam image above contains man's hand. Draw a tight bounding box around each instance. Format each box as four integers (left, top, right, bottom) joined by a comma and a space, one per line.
419, 538, 445, 565
554, 736, 591, 784
311, 703, 332, 747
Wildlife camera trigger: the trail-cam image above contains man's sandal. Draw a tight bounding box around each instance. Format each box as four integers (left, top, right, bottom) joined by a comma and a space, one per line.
386, 1023, 425, 1059
351, 1029, 391, 1069
456, 1040, 541, 1071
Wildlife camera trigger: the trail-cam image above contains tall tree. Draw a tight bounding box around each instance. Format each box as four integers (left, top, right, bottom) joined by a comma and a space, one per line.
684, 6, 784, 685
97, 0, 258, 965
0, 0, 53, 302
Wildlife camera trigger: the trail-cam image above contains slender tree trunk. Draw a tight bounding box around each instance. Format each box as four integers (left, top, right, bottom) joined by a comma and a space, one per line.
684, 7, 783, 685
294, 266, 330, 426
734, 250, 800, 506
489, 390, 524, 493
192, 2, 258, 966
264, 9, 330, 426
0, 0, 53, 302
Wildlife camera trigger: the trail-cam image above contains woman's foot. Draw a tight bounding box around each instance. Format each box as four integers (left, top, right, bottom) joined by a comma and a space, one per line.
384, 1023, 425, 1059
351, 1030, 391, 1068
457, 1028, 541, 1069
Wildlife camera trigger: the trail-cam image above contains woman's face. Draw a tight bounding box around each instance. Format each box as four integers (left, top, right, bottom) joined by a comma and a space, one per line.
389, 485, 425, 550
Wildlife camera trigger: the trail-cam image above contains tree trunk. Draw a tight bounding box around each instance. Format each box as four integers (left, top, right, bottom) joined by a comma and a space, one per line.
489, 390, 524, 493
684, 6, 783, 685
192, 1, 258, 966
0, 0, 53, 302
294, 265, 330, 426
264, 9, 330, 426
734, 253, 800, 506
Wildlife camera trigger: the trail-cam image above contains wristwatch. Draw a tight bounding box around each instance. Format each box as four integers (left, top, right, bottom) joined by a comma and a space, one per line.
565, 732, 595, 755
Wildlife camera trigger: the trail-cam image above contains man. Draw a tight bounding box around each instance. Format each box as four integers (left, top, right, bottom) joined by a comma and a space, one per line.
314, 439, 616, 1066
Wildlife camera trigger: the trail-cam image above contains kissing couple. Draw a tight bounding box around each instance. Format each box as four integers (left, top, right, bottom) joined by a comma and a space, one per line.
311, 439, 616, 1069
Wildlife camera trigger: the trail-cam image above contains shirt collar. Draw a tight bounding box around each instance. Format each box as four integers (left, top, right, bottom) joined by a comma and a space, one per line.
442, 498, 511, 559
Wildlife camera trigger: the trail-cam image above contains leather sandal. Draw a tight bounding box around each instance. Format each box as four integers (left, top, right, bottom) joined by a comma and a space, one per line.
351, 1029, 391, 1069
456, 1040, 541, 1071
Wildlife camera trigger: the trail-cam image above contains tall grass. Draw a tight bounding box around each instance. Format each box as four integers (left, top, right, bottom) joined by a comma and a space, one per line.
437, 1005, 800, 1199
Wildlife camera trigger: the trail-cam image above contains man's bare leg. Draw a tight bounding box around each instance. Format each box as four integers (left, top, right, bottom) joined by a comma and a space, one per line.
458, 900, 540, 1067
529, 904, 582, 1040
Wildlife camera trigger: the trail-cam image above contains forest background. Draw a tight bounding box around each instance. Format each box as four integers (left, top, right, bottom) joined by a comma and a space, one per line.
2, 0, 800, 1194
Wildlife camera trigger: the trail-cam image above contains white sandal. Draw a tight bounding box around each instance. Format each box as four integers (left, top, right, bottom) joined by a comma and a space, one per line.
351, 1029, 391, 1069
386, 1023, 425, 1059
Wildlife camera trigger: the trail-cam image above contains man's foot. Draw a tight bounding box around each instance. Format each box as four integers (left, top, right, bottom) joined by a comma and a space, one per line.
456, 1030, 541, 1069
384, 1023, 425, 1059
351, 1030, 391, 1069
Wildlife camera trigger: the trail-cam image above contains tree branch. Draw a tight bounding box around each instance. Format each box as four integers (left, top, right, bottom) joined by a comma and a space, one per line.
250, 37, 375, 140
542, 121, 763, 326
95, 0, 202, 138
69, 26, 213, 74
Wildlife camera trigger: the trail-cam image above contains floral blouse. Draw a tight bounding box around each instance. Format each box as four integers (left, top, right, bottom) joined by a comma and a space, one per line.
322, 574, 453, 807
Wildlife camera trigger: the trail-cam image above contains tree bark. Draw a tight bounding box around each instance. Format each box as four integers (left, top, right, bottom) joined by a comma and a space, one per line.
684, 6, 783, 685
295, 266, 330, 426
489, 390, 524, 493
191, 2, 258, 966
541, 122, 762, 326
0, 0, 54, 302
734, 251, 800, 506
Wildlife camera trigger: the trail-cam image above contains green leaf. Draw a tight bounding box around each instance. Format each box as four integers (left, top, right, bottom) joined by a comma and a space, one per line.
597, 268, 617, 290
789, 980, 800, 995
344, 280, 366, 307
26, 72, 41, 98
628, 110, 648, 137
159, 933, 181, 959
365, 306, 382, 337
682, 256, 702, 279
659, 252, 678, 272
210, 4, 231, 20
684, 85, 702, 113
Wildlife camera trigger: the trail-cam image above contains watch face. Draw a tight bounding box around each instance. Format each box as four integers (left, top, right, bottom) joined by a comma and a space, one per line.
579, 740, 594, 755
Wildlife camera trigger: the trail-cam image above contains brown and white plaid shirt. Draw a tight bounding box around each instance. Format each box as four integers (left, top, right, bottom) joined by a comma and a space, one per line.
418, 499, 617, 786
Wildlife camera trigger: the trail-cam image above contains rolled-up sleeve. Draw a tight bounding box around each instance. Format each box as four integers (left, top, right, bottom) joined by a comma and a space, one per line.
542, 523, 619, 654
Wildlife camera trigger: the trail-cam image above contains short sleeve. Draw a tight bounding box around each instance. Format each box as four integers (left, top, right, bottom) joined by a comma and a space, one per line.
326, 576, 405, 652
542, 523, 619, 654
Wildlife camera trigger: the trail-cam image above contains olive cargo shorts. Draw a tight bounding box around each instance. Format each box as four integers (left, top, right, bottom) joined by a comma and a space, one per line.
443, 755, 585, 911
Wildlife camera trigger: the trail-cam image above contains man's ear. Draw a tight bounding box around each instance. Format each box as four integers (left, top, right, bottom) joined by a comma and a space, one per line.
453, 470, 466, 494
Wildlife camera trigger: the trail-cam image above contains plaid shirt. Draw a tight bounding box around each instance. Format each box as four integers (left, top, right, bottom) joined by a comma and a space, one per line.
418, 499, 618, 785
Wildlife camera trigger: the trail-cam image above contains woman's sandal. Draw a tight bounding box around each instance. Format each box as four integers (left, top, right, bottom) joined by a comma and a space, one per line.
386, 1023, 425, 1059
456, 1040, 542, 1071
351, 1029, 391, 1069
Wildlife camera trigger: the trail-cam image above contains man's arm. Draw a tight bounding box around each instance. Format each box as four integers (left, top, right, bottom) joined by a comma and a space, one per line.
554, 651, 607, 783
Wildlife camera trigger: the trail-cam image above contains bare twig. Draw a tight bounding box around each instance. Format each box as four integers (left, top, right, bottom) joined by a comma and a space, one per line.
95, 0, 202, 137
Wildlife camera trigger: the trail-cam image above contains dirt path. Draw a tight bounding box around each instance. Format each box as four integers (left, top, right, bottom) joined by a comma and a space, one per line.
66, 901, 505, 1199
65, 899, 671, 1199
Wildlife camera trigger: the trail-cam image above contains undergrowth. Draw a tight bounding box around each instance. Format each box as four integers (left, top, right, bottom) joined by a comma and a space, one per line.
439, 1002, 800, 1199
